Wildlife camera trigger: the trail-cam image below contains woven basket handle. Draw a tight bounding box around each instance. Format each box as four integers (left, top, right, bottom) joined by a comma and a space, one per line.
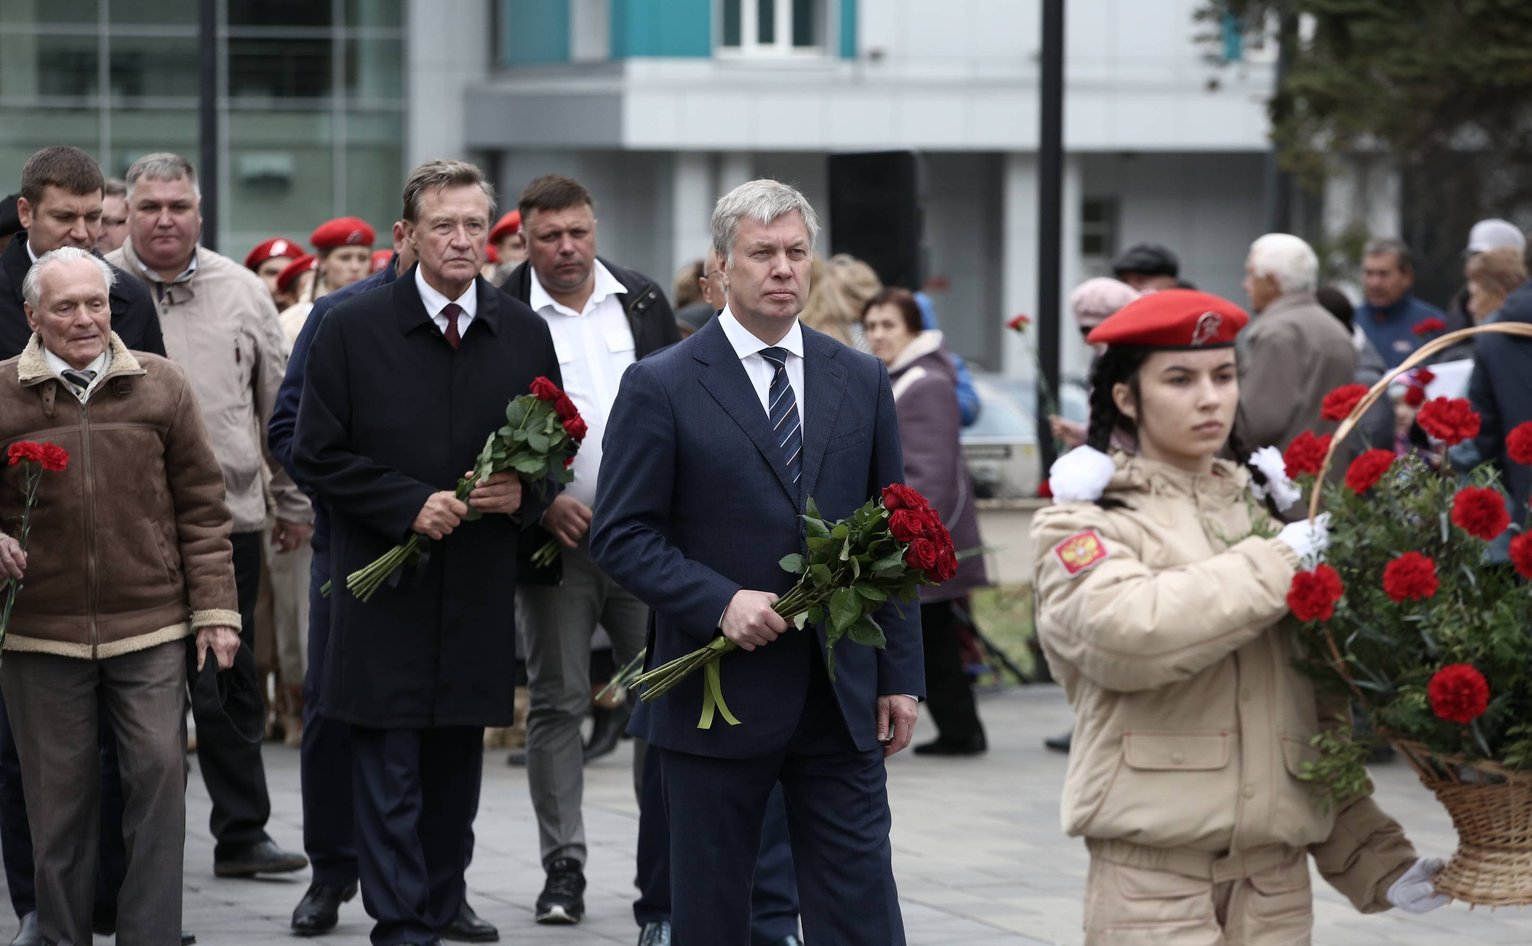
1306, 321, 1532, 523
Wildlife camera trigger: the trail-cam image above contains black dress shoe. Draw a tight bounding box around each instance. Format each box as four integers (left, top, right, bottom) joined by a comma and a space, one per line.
91, 903, 116, 936
213, 838, 309, 877
9, 912, 38, 946
182, 933, 196, 945
440, 901, 498, 942
1044, 729, 1073, 753
292, 881, 358, 935
636, 920, 671, 946
584, 703, 630, 763
765, 937, 803, 946
912, 733, 987, 756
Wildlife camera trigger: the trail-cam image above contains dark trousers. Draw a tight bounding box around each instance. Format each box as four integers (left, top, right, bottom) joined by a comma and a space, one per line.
658, 659, 904, 946
190, 529, 274, 851
920, 600, 984, 744
634, 740, 799, 943
0, 699, 126, 918
300, 531, 357, 886
350, 725, 483, 946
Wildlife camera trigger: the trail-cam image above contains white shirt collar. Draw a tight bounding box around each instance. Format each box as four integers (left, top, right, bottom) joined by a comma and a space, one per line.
528, 259, 625, 318
24, 240, 38, 264
414, 266, 478, 319
44, 346, 112, 399
717, 307, 804, 361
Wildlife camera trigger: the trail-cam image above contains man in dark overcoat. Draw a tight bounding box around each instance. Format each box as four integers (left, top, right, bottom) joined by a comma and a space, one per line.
293, 159, 560, 946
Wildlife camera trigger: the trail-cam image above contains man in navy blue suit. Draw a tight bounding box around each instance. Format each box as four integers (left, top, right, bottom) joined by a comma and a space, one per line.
591, 180, 923, 946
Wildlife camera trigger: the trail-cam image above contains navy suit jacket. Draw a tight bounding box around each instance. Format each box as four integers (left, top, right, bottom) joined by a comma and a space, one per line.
590, 317, 925, 759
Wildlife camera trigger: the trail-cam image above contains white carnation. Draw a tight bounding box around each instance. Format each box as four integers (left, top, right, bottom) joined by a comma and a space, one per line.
1048, 446, 1117, 504
1248, 446, 1301, 511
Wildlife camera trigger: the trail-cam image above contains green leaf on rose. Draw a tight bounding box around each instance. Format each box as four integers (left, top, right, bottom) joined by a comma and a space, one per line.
829, 586, 861, 632
854, 583, 887, 603
809, 563, 833, 586
847, 616, 886, 649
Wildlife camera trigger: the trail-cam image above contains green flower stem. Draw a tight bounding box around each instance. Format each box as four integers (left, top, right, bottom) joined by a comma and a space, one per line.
530, 538, 561, 568
0, 466, 43, 647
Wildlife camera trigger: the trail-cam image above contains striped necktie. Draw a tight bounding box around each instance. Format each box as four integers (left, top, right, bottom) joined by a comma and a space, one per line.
759, 347, 802, 485
61, 368, 97, 392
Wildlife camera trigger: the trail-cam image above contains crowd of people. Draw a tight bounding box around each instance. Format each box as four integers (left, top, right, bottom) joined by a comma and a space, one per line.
0, 136, 1523, 946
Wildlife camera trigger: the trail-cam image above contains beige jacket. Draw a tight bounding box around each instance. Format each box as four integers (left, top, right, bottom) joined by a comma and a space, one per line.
1236, 291, 1357, 452
1032, 453, 1415, 912
108, 241, 311, 532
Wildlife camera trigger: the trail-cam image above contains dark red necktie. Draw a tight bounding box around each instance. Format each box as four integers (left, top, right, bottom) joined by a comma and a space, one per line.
442, 303, 462, 350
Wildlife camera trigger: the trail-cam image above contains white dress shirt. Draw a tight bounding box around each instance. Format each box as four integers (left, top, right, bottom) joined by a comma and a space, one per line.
529, 261, 633, 508
717, 307, 805, 435
414, 266, 477, 341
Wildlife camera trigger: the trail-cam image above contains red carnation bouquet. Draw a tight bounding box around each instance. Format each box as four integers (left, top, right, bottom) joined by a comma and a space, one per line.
0, 441, 69, 647
338, 377, 586, 601
632, 483, 957, 729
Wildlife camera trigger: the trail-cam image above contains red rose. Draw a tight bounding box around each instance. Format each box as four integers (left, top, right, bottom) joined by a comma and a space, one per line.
1403, 385, 1427, 408
6, 441, 45, 467
880, 483, 929, 512
1320, 384, 1369, 422
904, 537, 940, 573
1451, 486, 1510, 541
1510, 532, 1532, 581
888, 508, 924, 543
39, 443, 68, 473
1287, 564, 1344, 623
1382, 551, 1439, 603
931, 545, 959, 583
563, 454, 574, 469
1412, 317, 1447, 337
529, 376, 561, 402
1007, 314, 1031, 332
1282, 430, 1332, 479
1507, 422, 1532, 466
554, 393, 579, 421
1427, 663, 1490, 724
1344, 449, 1394, 494
1416, 397, 1481, 445
561, 414, 588, 443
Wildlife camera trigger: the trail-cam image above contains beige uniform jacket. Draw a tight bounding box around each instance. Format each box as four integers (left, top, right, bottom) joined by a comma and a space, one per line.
1032, 453, 1415, 912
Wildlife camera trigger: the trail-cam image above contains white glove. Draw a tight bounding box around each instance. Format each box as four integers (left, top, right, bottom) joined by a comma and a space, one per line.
1386, 857, 1451, 914
1277, 513, 1330, 565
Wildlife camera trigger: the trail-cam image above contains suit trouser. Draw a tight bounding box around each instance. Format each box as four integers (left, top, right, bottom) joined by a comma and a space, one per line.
919, 600, 984, 743
299, 529, 357, 887
0, 696, 127, 919
517, 539, 647, 867
1083, 840, 1313, 946
1, 642, 187, 946
191, 530, 274, 851
350, 724, 483, 946
658, 657, 905, 946
262, 529, 311, 686
634, 738, 800, 943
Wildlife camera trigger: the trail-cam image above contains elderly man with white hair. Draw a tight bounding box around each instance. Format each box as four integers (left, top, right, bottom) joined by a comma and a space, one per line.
0, 247, 240, 946
1237, 233, 1358, 467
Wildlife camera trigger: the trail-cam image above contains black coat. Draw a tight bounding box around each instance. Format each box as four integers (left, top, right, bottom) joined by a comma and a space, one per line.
292, 266, 561, 728
0, 234, 165, 360
1469, 280, 1532, 528
499, 256, 680, 583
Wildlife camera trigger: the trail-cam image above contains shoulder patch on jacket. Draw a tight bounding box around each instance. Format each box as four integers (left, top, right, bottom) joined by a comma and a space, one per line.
1053, 529, 1109, 577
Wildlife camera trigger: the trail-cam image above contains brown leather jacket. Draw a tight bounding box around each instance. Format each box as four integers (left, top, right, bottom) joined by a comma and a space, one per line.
0, 333, 239, 659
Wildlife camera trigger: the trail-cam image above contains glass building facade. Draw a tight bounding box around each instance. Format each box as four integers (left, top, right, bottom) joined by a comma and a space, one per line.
0, 0, 406, 260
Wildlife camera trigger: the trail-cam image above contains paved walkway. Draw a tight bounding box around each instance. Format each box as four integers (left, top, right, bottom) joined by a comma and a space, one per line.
14, 684, 1532, 944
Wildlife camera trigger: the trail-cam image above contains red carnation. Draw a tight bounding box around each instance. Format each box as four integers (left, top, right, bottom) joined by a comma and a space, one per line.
1382, 551, 1439, 603
888, 508, 925, 543
1287, 564, 1344, 623
1036, 479, 1053, 499
881, 483, 929, 512
1413, 367, 1436, 386
1403, 385, 1427, 408
1416, 397, 1481, 445
561, 414, 588, 443
1283, 430, 1332, 479
1320, 384, 1369, 422
1344, 449, 1394, 494
553, 393, 578, 421
38, 443, 68, 473
1427, 663, 1490, 724
1451, 486, 1510, 541
1510, 532, 1532, 581
1007, 314, 1031, 333
6, 442, 45, 467
1507, 422, 1532, 466
1412, 317, 1448, 337
529, 376, 561, 402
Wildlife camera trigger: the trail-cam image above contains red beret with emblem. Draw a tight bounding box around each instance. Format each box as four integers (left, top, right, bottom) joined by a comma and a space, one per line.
275, 253, 316, 294
489, 210, 521, 243
370, 249, 393, 273
309, 216, 375, 250
1085, 289, 1249, 349
244, 237, 303, 271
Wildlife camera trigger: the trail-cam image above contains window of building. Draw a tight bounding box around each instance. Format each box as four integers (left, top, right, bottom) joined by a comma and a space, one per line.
1080, 196, 1119, 262
719, 0, 830, 56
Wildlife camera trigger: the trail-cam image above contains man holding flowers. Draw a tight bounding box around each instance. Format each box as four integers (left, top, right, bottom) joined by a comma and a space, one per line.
293, 160, 561, 946
0, 247, 240, 946
591, 179, 923, 946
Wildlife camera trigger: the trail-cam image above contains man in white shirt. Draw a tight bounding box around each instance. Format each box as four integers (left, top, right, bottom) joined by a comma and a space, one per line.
498, 174, 677, 926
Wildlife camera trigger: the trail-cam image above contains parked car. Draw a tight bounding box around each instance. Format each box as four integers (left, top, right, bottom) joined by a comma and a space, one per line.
960, 373, 1088, 500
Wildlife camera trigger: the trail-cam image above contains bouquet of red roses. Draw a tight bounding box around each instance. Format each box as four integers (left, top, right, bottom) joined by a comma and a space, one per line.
632, 483, 957, 729
0, 441, 69, 647
339, 377, 586, 601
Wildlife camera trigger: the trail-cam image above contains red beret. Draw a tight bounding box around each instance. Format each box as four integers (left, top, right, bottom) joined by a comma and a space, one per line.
1085, 289, 1249, 349
485, 244, 500, 264
276, 253, 316, 294
310, 216, 375, 250
244, 237, 303, 271
370, 249, 393, 273
489, 210, 521, 243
